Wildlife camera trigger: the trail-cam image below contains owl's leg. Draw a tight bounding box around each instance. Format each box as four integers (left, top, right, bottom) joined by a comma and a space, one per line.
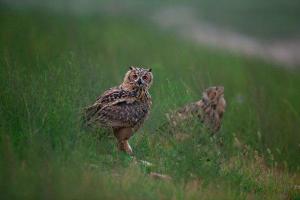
113, 127, 133, 155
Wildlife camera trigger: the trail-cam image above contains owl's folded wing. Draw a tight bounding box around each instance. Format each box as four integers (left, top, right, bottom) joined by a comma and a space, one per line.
96, 101, 148, 128
84, 87, 136, 126
96, 87, 136, 106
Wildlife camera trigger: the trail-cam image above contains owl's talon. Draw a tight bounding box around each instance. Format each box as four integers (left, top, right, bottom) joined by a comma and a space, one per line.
118, 140, 133, 155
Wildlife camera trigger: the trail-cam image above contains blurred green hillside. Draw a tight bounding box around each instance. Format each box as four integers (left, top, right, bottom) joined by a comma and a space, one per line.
3, 0, 300, 38
0, 5, 300, 200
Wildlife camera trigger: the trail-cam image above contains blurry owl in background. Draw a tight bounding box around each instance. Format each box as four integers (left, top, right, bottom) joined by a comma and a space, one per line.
167, 86, 226, 133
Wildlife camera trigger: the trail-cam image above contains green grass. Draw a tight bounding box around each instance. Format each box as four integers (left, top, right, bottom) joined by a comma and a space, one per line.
2, 0, 300, 39
186, 0, 300, 39
135, 0, 300, 38
0, 7, 300, 199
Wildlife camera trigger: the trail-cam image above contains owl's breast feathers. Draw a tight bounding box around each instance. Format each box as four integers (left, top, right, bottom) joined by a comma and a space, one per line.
84, 86, 151, 130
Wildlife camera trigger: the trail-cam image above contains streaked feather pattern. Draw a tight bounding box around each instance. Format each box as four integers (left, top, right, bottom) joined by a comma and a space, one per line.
83, 66, 153, 154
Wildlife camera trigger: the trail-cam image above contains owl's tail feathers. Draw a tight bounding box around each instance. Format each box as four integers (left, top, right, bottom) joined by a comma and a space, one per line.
81, 104, 99, 128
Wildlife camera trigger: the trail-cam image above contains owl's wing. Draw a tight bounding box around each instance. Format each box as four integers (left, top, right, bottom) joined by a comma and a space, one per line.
97, 101, 149, 128
95, 87, 135, 107
84, 87, 136, 126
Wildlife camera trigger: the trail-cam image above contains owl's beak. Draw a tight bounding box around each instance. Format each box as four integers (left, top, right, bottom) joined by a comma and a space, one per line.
137, 78, 143, 86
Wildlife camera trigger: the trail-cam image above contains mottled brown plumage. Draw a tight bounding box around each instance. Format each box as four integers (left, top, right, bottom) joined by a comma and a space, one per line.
84, 67, 153, 154
200, 86, 226, 132
167, 86, 226, 133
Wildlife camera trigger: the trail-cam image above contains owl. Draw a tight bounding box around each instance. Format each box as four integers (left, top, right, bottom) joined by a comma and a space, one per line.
84, 67, 153, 155
199, 86, 226, 132
167, 86, 226, 133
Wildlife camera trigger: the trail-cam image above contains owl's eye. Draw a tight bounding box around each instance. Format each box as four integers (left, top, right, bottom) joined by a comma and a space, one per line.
132, 74, 138, 79
209, 91, 216, 99
142, 75, 148, 81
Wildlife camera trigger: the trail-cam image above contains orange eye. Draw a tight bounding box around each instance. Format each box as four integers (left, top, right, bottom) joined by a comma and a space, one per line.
142, 75, 148, 81
132, 74, 138, 79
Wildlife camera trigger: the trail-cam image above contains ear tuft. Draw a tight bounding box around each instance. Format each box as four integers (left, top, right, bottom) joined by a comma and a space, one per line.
148, 68, 152, 72
129, 66, 134, 70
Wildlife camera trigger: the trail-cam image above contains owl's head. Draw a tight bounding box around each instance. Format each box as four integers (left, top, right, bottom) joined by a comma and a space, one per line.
122, 66, 153, 90
202, 86, 224, 105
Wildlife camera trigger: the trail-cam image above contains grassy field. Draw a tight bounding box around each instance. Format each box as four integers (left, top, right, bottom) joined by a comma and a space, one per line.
3, 0, 300, 39
184, 0, 300, 39
0, 7, 300, 199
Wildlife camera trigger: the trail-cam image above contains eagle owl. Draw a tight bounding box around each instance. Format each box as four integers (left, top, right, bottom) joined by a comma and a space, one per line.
84, 67, 153, 155
199, 86, 226, 132
167, 86, 226, 133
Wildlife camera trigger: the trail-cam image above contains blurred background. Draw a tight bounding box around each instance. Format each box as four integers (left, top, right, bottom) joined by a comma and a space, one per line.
2, 0, 300, 66
1, 0, 300, 199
